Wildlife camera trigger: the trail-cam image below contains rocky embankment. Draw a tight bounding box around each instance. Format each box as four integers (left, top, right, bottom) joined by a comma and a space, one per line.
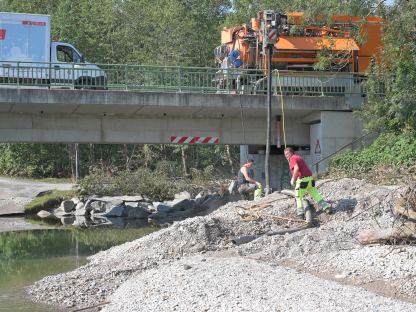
37, 190, 232, 227
28, 178, 416, 311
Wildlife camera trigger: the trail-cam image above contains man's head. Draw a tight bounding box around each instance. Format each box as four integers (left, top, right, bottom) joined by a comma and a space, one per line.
284, 147, 294, 160
245, 159, 254, 168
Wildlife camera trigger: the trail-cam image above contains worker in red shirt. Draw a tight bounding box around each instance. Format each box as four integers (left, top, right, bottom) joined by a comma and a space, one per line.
284, 147, 332, 218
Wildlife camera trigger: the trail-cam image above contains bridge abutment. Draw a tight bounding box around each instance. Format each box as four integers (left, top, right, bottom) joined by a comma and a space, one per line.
240, 111, 367, 191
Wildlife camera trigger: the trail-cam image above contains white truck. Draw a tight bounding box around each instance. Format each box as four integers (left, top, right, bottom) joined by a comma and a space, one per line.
0, 12, 106, 88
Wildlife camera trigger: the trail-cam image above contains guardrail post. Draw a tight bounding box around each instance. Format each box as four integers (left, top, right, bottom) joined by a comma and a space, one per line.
178, 67, 182, 92
125, 64, 128, 90
319, 72, 324, 96
16, 62, 20, 88
72, 63, 75, 89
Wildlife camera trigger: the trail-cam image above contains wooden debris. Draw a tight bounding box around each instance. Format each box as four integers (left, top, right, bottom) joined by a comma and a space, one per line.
358, 184, 416, 245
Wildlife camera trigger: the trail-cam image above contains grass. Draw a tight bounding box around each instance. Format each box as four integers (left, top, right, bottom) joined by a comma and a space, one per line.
24, 189, 78, 214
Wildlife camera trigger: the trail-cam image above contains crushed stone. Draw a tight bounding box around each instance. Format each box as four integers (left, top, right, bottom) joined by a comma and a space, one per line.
28, 178, 416, 310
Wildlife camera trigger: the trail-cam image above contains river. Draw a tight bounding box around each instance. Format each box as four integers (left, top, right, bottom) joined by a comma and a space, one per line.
0, 225, 158, 312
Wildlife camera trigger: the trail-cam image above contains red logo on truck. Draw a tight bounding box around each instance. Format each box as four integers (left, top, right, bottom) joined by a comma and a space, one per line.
22, 21, 46, 26
0, 29, 6, 40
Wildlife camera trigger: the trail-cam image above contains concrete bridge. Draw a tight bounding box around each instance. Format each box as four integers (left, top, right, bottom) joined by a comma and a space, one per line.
0, 85, 366, 190
0, 87, 361, 143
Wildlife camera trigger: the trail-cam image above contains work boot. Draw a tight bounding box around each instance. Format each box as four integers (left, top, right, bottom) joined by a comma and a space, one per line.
318, 200, 332, 214
296, 207, 305, 219
323, 206, 333, 214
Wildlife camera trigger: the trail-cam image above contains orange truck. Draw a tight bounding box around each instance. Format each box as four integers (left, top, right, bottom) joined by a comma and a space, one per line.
215, 11, 383, 73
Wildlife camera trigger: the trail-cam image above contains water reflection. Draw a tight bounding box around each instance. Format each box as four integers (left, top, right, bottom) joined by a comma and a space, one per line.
27, 214, 152, 229
0, 227, 158, 312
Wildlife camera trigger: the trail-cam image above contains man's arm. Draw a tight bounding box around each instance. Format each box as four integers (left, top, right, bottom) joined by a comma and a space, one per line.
291, 163, 300, 186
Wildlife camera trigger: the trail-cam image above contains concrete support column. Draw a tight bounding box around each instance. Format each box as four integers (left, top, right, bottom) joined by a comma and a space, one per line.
239, 145, 249, 166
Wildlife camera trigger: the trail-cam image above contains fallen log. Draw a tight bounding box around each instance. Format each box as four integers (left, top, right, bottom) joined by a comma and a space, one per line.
358, 222, 416, 245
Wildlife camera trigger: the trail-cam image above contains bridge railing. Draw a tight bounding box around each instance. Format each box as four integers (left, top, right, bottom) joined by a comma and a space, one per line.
0, 61, 376, 96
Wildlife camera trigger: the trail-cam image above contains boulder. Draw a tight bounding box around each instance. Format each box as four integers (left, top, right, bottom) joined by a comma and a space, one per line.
37, 210, 51, 218
171, 199, 195, 212
70, 197, 81, 205
72, 216, 88, 227
174, 191, 191, 200
60, 216, 75, 225
60, 200, 76, 213
154, 202, 172, 213
90, 195, 143, 203
74, 202, 87, 216
104, 204, 126, 218
124, 205, 150, 219
147, 204, 156, 213
195, 191, 204, 199
124, 202, 139, 208
87, 201, 109, 214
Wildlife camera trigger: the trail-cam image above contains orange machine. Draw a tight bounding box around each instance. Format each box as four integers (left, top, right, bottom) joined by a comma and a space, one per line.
215, 11, 383, 73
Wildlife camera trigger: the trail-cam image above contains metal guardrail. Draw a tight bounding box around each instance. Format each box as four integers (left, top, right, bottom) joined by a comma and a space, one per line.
0, 61, 374, 96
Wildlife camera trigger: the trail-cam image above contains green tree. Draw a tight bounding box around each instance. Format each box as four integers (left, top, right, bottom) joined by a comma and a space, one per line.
359, 0, 416, 132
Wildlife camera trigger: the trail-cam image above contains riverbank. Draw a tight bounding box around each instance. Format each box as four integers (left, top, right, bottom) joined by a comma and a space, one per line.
0, 176, 74, 216
28, 178, 416, 311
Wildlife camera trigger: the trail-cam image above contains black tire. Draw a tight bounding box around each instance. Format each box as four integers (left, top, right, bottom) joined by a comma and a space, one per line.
76, 77, 94, 90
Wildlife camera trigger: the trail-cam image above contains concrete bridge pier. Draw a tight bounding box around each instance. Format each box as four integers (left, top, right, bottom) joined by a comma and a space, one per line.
241, 111, 364, 191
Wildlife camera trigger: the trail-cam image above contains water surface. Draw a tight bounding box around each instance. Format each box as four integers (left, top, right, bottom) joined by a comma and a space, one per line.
0, 227, 158, 312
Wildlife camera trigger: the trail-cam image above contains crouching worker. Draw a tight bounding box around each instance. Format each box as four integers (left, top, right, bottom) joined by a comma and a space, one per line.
284, 147, 332, 218
237, 159, 261, 200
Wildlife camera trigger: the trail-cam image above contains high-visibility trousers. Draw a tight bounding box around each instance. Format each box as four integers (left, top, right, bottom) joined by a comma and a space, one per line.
295, 176, 328, 215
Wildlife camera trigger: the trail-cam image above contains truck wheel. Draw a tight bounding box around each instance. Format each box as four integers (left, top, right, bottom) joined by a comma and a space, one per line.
76, 77, 94, 90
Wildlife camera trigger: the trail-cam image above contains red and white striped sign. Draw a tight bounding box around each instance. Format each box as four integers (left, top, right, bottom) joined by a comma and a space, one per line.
268, 29, 278, 42
170, 136, 219, 144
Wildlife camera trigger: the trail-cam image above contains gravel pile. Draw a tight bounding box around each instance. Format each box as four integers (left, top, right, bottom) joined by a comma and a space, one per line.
28, 178, 416, 310
102, 255, 416, 312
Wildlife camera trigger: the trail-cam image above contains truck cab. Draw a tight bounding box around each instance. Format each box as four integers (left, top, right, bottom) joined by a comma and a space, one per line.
50, 42, 106, 89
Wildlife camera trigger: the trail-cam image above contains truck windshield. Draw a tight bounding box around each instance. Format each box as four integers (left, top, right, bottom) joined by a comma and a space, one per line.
57, 45, 81, 63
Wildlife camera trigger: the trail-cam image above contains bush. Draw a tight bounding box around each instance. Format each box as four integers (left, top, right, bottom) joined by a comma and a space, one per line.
329, 131, 416, 177
77, 166, 212, 201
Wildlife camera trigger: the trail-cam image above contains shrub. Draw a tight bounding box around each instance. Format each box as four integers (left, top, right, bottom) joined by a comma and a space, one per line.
329, 131, 416, 177
77, 166, 210, 201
